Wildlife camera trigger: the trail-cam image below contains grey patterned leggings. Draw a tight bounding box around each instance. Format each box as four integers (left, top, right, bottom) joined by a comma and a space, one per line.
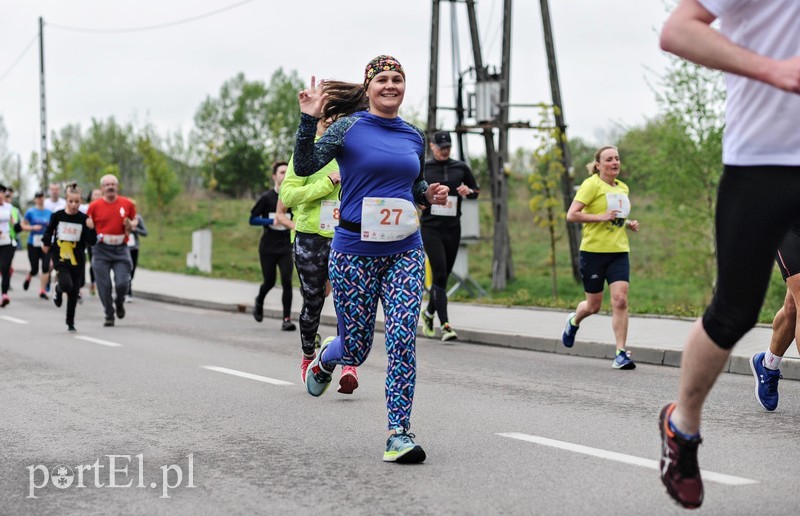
293, 232, 332, 355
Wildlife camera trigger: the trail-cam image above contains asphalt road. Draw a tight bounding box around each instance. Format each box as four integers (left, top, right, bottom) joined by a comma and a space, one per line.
1, 287, 799, 515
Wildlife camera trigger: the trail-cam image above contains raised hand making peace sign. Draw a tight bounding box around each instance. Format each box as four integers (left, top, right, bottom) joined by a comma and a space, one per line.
297, 76, 328, 118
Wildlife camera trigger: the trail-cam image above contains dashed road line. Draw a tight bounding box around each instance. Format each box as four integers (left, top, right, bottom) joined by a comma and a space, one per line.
73, 336, 123, 347
201, 366, 293, 386
496, 432, 759, 486
0, 315, 29, 324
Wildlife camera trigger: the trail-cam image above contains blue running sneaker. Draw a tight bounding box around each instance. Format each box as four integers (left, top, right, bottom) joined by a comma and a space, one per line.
383, 430, 426, 463
613, 349, 636, 369
562, 312, 579, 348
749, 352, 781, 411
305, 337, 335, 397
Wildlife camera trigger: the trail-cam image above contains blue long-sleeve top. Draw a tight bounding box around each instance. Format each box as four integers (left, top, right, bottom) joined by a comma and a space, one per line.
293, 111, 429, 256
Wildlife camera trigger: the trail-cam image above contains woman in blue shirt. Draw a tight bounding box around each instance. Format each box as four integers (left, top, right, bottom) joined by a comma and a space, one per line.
294, 56, 449, 463
22, 192, 52, 299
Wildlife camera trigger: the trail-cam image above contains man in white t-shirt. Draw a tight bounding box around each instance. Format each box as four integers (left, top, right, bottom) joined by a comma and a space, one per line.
44, 183, 66, 213
658, 0, 800, 509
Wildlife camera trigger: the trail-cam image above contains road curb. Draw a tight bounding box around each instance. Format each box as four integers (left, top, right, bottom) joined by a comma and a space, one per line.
135, 290, 800, 382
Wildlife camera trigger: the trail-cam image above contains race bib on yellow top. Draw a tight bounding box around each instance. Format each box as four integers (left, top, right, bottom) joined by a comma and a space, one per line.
319, 200, 341, 230
430, 195, 458, 217
360, 197, 419, 242
605, 193, 631, 219
32, 234, 44, 247
127, 234, 137, 247
58, 222, 83, 243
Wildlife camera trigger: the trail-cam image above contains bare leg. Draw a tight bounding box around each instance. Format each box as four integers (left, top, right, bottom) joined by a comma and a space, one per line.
574, 292, 603, 325
609, 281, 629, 350
670, 320, 731, 435
771, 275, 800, 357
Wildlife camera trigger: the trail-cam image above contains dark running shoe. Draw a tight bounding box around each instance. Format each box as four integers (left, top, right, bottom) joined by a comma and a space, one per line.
67, 324, 76, 333
104, 318, 115, 327
659, 403, 703, 509
253, 297, 263, 323
54, 287, 63, 308
281, 319, 296, 331
383, 430, 426, 463
39, 290, 48, 300
23, 276, 31, 291
750, 352, 781, 411
115, 298, 125, 319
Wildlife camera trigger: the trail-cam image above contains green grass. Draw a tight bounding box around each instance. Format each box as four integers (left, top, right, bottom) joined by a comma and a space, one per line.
139, 188, 786, 324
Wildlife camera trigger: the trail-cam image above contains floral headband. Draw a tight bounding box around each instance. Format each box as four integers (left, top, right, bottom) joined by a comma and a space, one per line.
363, 55, 405, 88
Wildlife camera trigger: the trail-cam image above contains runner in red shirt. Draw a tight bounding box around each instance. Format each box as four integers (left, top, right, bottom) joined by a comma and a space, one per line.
86, 174, 137, 327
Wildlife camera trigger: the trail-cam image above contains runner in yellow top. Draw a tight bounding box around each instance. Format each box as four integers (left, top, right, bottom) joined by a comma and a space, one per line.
561, 145, 640, 369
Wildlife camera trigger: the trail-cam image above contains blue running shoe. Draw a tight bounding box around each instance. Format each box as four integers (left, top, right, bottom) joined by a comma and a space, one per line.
750, 352, 781, 411
613, 349, 636, 370
383, 430, 426, 463
305, 337, 335, 397
562, 312, 579, 348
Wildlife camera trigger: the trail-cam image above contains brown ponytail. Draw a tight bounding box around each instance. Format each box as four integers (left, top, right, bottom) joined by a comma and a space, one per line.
322, 80, 369, 122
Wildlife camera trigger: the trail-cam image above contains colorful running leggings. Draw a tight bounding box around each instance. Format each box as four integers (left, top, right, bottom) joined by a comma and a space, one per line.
294, 232, 332, 355
703, 165, 800, 349
321, 247, 424, 431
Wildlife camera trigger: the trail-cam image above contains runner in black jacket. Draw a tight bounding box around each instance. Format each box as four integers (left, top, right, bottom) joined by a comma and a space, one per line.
420, 131, 480, 341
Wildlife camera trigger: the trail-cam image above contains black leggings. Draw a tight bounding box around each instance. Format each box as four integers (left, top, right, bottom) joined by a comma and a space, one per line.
0, 245, 14, 295
293, 232, 332, 355
129, 248, 139, 295
27, 246, 50, 276
257, 251, 293, 319
703, 165, 800, 349
56, 266, 82, 324
421, 224, 461, 325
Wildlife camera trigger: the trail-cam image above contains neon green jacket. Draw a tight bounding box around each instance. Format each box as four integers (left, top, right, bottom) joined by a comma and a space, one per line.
280, 151, 341, 239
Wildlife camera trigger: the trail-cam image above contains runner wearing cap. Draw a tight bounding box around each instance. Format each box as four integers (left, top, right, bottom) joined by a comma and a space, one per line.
419, 130, 480, 342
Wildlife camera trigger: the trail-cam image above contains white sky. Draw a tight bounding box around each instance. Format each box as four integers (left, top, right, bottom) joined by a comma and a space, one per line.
0, 0, 673, 168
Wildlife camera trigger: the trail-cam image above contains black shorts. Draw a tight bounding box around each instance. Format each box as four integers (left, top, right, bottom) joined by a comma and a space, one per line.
579, 251, 630, 294
776, 225, 800, 281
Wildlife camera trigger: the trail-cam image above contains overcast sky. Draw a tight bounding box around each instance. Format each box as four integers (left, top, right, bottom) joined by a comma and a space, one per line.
0, 0, 673, 168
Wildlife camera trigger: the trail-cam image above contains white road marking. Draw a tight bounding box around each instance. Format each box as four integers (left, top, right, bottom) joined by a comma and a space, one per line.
0, 315, 28, 324
73, 336, 123, 347
496, 432, 759, 486
201, 366, 293, 386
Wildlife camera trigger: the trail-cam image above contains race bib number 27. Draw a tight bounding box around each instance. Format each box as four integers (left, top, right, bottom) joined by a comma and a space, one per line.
360, 197, 419, 242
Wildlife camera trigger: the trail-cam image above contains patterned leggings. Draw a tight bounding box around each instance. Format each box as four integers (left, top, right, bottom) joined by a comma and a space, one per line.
294, 232, 332, 355
321, 247, 424, 431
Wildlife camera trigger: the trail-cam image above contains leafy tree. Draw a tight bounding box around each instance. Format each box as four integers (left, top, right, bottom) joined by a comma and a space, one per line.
523, 107, 568, 299
619, 54, 725, 289
49, 124, 82, 183
137, 136, 181, 240
192, 70, 304, 197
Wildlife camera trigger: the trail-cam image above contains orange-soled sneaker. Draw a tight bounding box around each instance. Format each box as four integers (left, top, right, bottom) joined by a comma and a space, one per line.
659, 403, 703, 509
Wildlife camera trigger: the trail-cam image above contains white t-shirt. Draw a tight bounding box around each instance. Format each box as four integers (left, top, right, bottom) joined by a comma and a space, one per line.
0, 204, 12, 246
44, 197, 67, 213
700, 0, 800, 166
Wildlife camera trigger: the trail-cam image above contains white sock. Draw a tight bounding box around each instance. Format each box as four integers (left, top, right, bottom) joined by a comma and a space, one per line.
764, 351, 782, 370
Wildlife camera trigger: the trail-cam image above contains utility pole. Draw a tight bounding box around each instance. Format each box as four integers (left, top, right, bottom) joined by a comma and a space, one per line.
38, 16, 48, 189
426, 0, 441, 147
539, 0, 581, 282
492, 0, 514, 289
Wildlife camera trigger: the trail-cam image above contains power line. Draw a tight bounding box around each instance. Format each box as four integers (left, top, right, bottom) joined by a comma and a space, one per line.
48, 0, 260, 34
0, 34, 37, 85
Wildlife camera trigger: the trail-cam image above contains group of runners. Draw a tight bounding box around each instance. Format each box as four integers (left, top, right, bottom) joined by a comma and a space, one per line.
0, 176, 146, 332
242, 0, 799, 507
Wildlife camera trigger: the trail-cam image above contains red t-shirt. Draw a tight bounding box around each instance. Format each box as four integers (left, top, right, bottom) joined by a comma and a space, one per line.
87, 196, 136, 245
